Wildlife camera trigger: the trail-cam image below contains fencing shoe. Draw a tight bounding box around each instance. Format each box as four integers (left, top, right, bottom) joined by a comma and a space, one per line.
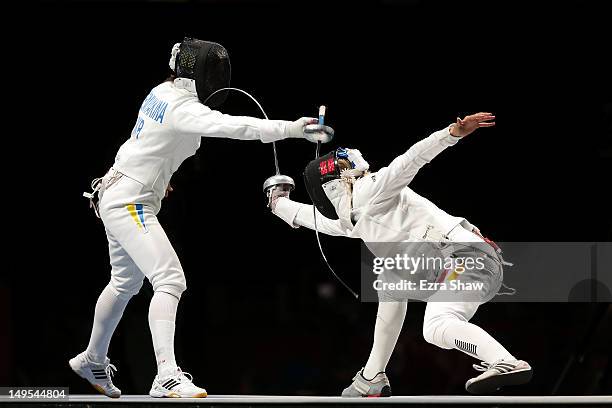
149, 367, 207, 398
466, 359, 533, 394
69, 351, 120, 398
341, 368, 392, 397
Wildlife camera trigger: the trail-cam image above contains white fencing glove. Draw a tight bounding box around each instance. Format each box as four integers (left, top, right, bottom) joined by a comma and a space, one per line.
285, 117, 318, 139
168, 43, 181, 72
267, 184, 292, 211
346, 149, 370, 172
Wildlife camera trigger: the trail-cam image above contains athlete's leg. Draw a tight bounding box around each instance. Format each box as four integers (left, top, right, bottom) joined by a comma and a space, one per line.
100, 185, 205, 397
341, 300, 405, 398
423, 301, 531, 394
422, 301, 514, 362
363, 301, 408, 379
102, 201, 185, 375
70, 228, 143, 398
85, 232, 144, 362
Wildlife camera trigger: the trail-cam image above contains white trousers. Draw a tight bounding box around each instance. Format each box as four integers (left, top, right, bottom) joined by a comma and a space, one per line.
98, 172, 186, 300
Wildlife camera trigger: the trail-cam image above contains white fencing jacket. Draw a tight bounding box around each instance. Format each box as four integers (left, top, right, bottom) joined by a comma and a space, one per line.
113, 81, 297, 200
273, 126, 475, 243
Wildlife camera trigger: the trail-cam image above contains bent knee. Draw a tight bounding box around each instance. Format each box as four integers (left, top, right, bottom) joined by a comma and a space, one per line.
109, 276, 144, 300
150, 267, 186, 299
422, 313, 460, 348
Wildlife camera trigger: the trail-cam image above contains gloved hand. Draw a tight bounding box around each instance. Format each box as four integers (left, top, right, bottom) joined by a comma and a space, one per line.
168, 43, 181, 72
286, 117, 318, 139
266, 184, 292, 211
346, 149, 370, 172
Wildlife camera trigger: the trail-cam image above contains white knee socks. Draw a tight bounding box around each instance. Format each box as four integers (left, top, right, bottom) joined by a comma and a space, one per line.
363, 302, 408, 379
86, 284, 130, 363
423, 302, 516, 363
437, 319, 515, 363
148, 291, 180, 377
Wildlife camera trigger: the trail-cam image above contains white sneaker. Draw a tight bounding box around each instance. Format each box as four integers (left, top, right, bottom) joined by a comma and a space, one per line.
466, 359, 533, 394
341, 369, 392, 397
68, 351, 121, 398
149, 367, 207, 398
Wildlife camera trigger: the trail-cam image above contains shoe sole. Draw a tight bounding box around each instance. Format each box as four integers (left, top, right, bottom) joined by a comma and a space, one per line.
466, 368, 533, 395
341, 385, 392, 398
150, 391, 208, 398
68, 359, 120, 399
365, 385, 392, 398
92, 384, 121, 399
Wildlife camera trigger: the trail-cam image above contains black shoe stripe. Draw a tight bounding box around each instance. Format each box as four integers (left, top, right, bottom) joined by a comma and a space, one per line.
162, 379, 179, 389
494, 365, 517, 371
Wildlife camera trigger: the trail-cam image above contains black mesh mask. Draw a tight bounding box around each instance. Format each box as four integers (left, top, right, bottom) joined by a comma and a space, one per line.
303, 150, 343, 220
175, 38, 231, 107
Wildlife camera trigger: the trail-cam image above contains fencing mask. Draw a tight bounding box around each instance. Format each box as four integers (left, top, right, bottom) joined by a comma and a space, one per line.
170, 37, 231, 107
303, 148, 369, 220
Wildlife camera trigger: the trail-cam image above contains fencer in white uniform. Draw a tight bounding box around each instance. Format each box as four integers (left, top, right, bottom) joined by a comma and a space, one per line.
70, 38, 318, 399
269, 113, 532, 396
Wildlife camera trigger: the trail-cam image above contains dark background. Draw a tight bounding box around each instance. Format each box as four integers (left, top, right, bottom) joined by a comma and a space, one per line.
2, 0, 611, 396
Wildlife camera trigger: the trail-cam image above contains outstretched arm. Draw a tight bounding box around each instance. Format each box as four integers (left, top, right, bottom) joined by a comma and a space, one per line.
371, 113, 495, 203
268, 185, 348, 237
171, 98, 317, 142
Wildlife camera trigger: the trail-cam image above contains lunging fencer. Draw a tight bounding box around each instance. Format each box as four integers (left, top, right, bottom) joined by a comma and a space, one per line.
70, 38, 317, 398
267, 113, 533, 396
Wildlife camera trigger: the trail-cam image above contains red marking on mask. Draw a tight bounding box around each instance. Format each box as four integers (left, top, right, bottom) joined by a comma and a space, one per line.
319, 161, 328, 175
